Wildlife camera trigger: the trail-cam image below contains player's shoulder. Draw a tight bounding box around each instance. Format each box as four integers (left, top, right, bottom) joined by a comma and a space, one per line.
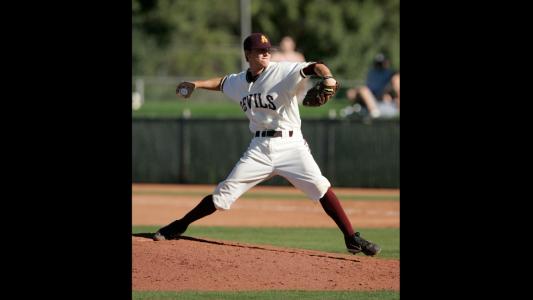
221, 70, 247, 92
267, 61, 280, 68
272, 61, 310, 70
224, 70, 247, 82
272, 61, 305, 66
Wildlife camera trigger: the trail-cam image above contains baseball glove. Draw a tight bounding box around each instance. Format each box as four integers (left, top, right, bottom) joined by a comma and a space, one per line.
302, 79, 339, 107
176, 82, 195, 99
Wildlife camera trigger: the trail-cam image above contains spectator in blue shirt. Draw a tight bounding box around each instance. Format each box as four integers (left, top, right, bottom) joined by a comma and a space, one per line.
346, 53, 399, 118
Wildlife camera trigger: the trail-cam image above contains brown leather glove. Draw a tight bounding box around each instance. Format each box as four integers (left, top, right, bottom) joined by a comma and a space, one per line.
302, 79, 339, 107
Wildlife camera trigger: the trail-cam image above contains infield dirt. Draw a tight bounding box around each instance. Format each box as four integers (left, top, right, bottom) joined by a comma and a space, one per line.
132, 184, 399, 291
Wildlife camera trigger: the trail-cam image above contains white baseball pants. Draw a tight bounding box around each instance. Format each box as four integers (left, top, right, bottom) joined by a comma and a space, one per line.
212, 129, 331, 210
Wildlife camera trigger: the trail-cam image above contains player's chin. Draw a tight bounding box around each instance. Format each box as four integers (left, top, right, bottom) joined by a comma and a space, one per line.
259, 58, 270, 66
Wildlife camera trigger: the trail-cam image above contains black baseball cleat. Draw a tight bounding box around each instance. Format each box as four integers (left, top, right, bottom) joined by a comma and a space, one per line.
345, 232, 381, 256
152, 231, 169, 241
153, 220, 188, 241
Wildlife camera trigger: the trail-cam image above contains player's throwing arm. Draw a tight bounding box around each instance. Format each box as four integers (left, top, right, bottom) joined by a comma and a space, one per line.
176, 77, 225, 99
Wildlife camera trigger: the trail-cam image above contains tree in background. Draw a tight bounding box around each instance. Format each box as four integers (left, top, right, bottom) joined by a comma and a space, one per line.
133, 0, 399, 80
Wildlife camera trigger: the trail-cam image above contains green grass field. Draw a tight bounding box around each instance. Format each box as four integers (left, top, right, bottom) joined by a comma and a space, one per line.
132, 226, 399, 259
132, 290, 399, 299
132, 99, 351, 119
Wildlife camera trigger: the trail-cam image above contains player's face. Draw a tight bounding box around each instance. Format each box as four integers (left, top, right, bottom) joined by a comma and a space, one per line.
248, 48, 271, 68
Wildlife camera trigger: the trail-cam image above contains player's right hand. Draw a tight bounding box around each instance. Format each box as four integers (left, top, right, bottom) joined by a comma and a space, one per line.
176, 82, 195, 99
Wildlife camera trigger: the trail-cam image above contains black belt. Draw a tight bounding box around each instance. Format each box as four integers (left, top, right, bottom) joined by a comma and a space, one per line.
255, 130, 293, 137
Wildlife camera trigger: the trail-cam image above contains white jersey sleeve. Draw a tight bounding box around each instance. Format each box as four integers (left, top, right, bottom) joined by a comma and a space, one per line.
220, 72, 246, 103
283, 61, 312, 81
277, 61, 313, 97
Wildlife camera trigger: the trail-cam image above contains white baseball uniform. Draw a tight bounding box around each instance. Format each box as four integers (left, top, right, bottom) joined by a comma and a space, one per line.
212, 61, 331, 210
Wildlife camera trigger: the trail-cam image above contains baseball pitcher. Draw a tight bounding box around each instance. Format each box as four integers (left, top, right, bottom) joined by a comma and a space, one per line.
154, 33, 380, 256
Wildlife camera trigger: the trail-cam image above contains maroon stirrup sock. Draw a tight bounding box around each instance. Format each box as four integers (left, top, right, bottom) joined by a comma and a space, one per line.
181, 194, 217, 225
319, 188, 355, 237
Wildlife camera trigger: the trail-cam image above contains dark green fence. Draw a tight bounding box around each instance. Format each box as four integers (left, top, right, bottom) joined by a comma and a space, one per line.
132, 118, 399, 188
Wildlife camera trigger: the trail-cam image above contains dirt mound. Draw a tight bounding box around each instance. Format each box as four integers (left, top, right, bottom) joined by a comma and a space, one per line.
132, 235, 399, 291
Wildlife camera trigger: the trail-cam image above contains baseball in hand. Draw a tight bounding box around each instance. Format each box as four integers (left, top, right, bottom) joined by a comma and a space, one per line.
324, 78, 337, 86
176, 82, 195, 98
179, 88, 189, 96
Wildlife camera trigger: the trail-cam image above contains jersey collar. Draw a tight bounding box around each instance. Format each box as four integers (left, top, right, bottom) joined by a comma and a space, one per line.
246, 63, 271, 83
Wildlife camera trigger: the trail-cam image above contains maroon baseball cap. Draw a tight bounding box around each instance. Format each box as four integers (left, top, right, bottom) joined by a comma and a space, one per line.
243, 33, 272, 50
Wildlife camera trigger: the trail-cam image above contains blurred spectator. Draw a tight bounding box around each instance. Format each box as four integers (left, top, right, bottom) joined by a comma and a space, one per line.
345, 53, 399, 119
271, 36, 305, 62
391, 70, 400, 110
271, 36, 308, 103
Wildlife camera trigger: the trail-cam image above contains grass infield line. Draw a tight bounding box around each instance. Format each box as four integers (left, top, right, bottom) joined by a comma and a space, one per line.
132, 226, 399, 260
132, 190, 399, 201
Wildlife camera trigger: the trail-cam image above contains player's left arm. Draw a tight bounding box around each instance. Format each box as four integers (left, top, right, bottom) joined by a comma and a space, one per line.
300, 62, 337, 85
310, 63, 337, 86
300, 62, 339, 105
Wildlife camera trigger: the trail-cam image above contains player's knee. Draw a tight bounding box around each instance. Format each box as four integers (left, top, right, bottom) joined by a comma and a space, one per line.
303, 177, 331, 201
315, 180, 332, 200
212, 191, 233, 210
212, 184, 237, 210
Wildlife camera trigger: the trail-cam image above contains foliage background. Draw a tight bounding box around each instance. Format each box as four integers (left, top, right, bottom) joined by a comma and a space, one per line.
132, 0, 399, 80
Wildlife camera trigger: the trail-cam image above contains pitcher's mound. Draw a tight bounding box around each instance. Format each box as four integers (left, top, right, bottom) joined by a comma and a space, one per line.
132, 235, 399, 291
